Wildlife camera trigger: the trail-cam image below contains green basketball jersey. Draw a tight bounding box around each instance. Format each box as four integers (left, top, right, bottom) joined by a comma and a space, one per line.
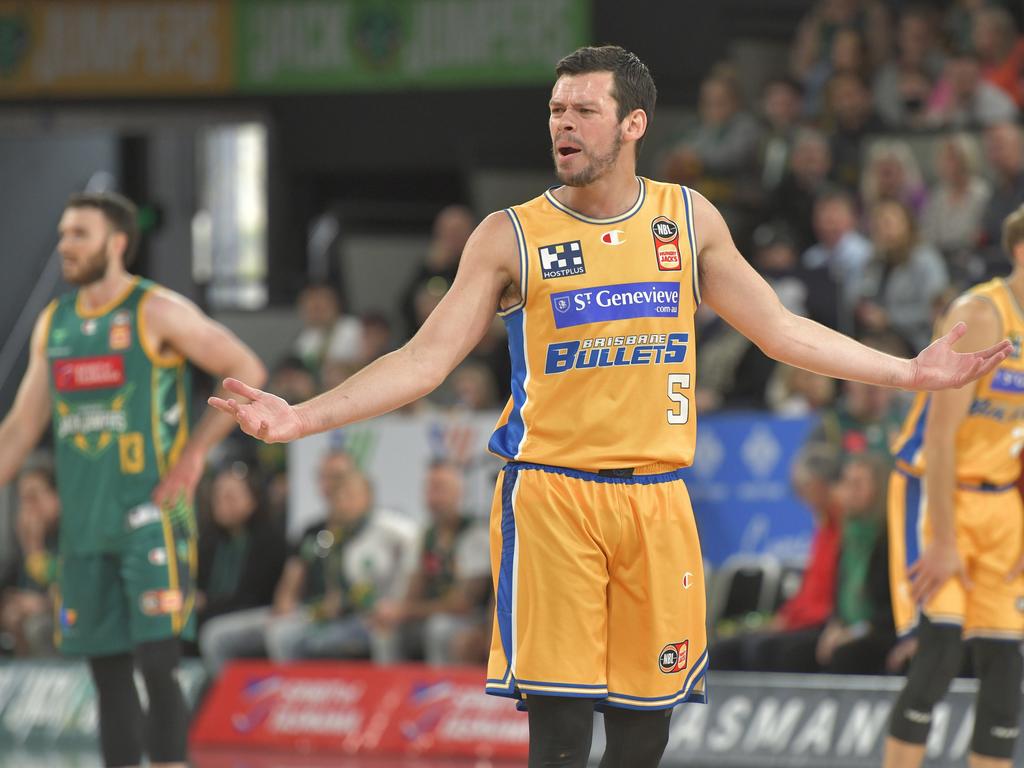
44, 277, 191, 554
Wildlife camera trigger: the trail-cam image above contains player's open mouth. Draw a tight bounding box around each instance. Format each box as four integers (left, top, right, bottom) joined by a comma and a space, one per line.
557, 145, 581, 157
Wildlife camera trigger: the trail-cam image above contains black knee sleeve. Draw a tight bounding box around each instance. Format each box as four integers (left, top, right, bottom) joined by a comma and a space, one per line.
599, 707, 672, 768
970, 639, 1023, 759
889, 620, 964, 745
135, 638, 188, 763
88, 654, 143, 768
526, 695, 595, 768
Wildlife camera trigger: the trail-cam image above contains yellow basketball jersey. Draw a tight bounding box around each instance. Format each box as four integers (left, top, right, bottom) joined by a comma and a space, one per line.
893, 278, 1024, 485
488, 177, 700, 471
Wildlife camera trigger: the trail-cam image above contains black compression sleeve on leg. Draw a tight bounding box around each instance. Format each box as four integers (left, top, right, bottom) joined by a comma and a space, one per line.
88, 654, 144, 768
970, 639, 1023, 759
599, 706, 672, 768
135, 638, 188, 764
888, 618, 964, 745
526, 695, 595, 768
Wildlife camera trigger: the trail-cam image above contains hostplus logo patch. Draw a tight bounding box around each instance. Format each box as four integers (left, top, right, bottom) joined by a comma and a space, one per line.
539, 240, 585, 279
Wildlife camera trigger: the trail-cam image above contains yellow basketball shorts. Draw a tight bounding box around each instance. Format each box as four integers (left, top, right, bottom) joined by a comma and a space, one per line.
485, 461, 708, 710
888, 469, 1024, 640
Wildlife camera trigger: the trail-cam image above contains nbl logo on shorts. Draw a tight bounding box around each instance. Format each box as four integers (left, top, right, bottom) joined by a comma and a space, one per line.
659, 640, 688, 673
539, 240, 585, 279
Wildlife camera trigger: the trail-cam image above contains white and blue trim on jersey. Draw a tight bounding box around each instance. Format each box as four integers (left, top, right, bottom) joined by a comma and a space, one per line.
543, 177, 647, 225
680, 186, 701, 307
489, 208, 531, 461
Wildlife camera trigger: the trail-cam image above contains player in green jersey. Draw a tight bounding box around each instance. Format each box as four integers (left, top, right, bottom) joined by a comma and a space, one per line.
0, 191, 265, 768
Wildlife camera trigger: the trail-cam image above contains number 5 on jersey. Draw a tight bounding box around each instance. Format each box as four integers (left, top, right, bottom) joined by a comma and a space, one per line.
667, 373, 691, 425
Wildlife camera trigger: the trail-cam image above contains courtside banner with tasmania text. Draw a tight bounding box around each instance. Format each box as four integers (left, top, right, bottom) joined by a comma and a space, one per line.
641, 672, 1024, 767
189, 661, 529, 760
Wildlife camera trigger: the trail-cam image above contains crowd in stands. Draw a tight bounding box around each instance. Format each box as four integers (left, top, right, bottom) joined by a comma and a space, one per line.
1, 0, 1023, 687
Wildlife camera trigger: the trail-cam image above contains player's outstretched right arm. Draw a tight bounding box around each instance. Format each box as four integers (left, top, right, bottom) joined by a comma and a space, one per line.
210, 212, 519, 443
0, 308, 54, 486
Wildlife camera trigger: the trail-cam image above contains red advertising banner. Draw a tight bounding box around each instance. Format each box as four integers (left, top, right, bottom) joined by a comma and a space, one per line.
190, 661, 529, 762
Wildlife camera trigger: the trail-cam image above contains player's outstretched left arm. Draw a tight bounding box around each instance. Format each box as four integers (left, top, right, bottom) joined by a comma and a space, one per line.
141, 289, 267, 507
693, 192, 1010, 390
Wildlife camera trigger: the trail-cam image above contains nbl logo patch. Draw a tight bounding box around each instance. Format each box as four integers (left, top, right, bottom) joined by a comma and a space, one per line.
659, 640, 689, 673
539, 240, 585, 279
652, 216, 682, 271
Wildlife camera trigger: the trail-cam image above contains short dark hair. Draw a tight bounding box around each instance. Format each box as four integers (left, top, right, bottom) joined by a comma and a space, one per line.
555, 45, 657, 160
66, 191, 140, 267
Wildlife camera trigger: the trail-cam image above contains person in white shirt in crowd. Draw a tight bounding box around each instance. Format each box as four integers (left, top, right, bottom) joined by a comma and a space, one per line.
373, 460, 490, 665
199, 462, 419, 673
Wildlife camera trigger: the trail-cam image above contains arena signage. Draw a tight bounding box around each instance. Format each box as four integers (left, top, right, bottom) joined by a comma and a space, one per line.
0, 0, 589, 97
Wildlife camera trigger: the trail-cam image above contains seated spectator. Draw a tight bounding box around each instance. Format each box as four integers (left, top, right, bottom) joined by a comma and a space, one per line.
925, 49, 1018, 130
873, 5, 946, 128
373, 461, 490, 665
860, 139, 928, 218
710, 445, 842, 672
1, 462, 60, 657
358, 310, 394, 365
973, 5, 1024, 107
790, 0, 892, 92
195, 463, 286, 629
662, 68, 762, 221
766, 366, 837, 416
856, 200, 949, 352
267, 356, 317, 406
292, 283, 363, 377
450, 362, 500, 412
804, 339, 910, 466
758, 77, 806, 194
978, 122, 1024, 276
767, 128, 835, 251
752, 223, 841, 330
803, 27, 873, 118
823, 73, 884, 192
199, 466, 419, 673
802, 188, 873, 332
399, 205, 475, 338
816, 454, 897, 674
920, 133, 992, 281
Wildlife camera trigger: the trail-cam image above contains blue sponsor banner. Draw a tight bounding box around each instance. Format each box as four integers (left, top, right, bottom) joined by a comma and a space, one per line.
550, 281, 680, 328
990, 368, 1024, 394
681, 412, 817, 566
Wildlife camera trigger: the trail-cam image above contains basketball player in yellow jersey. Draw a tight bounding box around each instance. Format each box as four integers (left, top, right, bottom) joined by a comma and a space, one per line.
884, 206, 1024, 768
211, 47, 1010, 768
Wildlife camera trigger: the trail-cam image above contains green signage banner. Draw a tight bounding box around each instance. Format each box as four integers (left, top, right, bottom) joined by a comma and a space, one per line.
236, 0, 590, 91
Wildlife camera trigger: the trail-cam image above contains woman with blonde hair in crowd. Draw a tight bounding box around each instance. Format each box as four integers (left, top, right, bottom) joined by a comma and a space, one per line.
860, 139, 929, 218
920, 132, 992, 278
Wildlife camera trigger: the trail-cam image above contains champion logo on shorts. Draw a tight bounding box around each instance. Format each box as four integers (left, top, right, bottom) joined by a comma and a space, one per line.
659, 640, 688, 673
682, 572, 694, 589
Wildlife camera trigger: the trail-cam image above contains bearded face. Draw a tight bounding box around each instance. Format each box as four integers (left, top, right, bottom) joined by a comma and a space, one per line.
549, 71, 629, 188
57, 207, 113, 286
552, 130, 624, 187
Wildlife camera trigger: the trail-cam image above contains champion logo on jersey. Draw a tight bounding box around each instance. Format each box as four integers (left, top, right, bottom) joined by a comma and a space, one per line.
539, 240, 585, 279
682, 572, 694, 589
601, 229, 626, 246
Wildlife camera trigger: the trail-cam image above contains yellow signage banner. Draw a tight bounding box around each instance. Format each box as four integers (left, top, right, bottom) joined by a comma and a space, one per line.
0, 1, 233, 97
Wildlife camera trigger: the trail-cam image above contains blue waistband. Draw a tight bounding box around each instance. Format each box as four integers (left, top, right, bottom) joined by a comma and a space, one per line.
503, 461, 687, 485
894, 465, 1017, 494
